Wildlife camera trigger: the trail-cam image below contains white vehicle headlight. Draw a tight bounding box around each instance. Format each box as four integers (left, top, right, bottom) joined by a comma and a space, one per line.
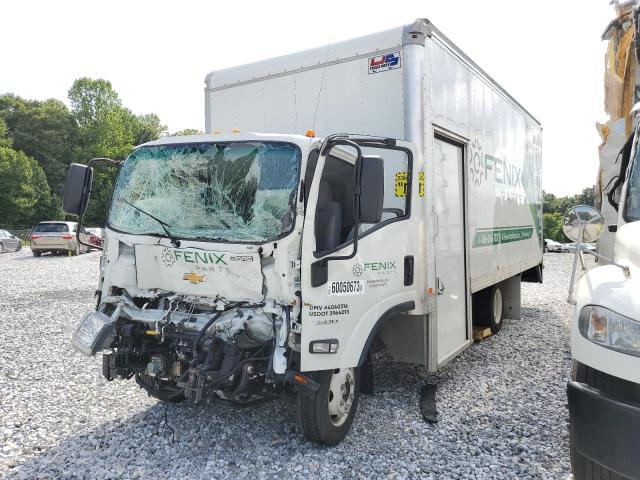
579, 305, 640, 356
72, 311, 115, 356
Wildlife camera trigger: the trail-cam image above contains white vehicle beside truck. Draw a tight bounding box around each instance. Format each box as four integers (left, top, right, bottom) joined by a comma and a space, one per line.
565, 3, 640, 478
63, 19, 542, 445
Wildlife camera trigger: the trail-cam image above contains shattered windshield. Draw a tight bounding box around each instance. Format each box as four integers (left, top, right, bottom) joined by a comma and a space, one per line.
108, 142, 301, 242
626, 143, 640, 221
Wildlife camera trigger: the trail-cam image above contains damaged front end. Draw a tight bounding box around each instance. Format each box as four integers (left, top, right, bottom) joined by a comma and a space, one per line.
76, 291, 299, 405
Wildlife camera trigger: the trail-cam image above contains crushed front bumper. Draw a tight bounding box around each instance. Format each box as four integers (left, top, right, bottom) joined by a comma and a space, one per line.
568, 380, 640, 479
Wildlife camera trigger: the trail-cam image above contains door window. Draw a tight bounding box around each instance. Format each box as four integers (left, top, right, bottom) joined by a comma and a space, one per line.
359, 147, 410, 231
313, 145, 410, 254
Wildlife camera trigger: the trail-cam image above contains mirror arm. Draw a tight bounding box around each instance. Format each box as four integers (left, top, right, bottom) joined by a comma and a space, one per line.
581, 249, 631, 277
75, 157, 123, 252
311, 142, 363, 286
566, 223, 586, 305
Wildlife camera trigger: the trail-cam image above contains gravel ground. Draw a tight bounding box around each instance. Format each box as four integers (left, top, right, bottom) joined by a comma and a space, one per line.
0, 249, 581, 479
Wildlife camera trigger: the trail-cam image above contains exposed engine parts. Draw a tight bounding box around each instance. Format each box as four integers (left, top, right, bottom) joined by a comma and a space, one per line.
100, 291, 299, 405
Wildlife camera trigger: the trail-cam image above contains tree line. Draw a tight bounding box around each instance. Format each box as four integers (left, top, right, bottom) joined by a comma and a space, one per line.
0, 78, 199, 229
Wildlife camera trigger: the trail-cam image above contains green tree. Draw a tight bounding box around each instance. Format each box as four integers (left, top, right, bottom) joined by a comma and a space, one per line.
68, 78, 134, 224
0, 94, 78, 196
0, 147, 56, 225
543, 212, 566, 242
130, 112, 166, 145
171, 128, 202, 136
0, 118, 12, 148
575, 187, 595, 207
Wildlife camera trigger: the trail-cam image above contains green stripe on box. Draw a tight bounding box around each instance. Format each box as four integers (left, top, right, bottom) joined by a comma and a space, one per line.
472, 226, 534, 248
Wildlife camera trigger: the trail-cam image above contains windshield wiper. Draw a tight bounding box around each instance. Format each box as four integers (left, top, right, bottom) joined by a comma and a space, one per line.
121, 199, 181, 248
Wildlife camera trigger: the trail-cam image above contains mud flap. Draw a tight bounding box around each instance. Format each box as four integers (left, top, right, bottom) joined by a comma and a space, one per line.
419, 382, 438, 423
360, 352, 374, 395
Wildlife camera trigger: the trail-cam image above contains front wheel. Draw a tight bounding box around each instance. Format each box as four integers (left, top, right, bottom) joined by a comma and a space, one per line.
297, 367, 360, 446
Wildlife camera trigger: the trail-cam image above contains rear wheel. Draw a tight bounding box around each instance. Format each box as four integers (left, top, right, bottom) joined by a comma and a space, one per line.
0, 243, 4, 254
32, 250, 41, 257
297, 367, 359, 446
488, 285, 504, 334
15, 242, 21, 252
135, 373, 185, 403
472, 284, 505, 334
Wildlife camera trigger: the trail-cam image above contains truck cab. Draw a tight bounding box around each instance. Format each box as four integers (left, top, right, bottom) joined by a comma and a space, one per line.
567, 121, 640, 479
64, 131, 423, 445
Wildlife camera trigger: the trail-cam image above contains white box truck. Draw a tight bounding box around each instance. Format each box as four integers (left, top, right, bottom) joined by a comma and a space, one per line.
64, 19, 542, 445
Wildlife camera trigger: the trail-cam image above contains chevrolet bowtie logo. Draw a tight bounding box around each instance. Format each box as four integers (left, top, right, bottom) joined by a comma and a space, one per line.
183, 272, 207, 284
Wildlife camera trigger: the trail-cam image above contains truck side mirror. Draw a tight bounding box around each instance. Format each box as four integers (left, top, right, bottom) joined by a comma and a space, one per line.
62, 163, 93, 216
358, 155, 384, 224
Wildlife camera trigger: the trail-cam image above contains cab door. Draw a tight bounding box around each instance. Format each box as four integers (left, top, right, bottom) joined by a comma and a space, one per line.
300, 138, 420, 372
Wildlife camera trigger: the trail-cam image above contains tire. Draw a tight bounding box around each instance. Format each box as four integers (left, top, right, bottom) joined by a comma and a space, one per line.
15, 243, 21, 252
488, 285, 504, 334
0, 243, 4, 254
297, 367, 359, 446
71, 245, 79, 256
32, 250, 41, 257
472, 284, 505, 334
135, 373, 185, 403
570, 362, 626, 480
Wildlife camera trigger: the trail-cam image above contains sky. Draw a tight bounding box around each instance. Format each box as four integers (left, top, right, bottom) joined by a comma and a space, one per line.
0, 0, 613, 196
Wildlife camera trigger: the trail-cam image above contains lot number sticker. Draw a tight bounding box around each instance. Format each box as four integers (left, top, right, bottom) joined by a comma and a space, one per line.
328, 280, 365, 296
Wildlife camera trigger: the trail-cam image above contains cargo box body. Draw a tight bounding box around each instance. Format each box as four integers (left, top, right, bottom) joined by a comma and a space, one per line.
205, 19, 542, 369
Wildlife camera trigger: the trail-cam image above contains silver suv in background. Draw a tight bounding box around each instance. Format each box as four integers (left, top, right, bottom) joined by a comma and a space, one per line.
0, 229, 21, 253
30, 221, 90, 257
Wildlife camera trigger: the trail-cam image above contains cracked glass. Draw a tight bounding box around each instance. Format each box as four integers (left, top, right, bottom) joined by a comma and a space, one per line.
108, 142, 301, 242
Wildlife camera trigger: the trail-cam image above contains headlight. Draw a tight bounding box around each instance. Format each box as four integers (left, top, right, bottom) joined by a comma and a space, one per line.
72, 311, 115, 356
579, 305, 640, 356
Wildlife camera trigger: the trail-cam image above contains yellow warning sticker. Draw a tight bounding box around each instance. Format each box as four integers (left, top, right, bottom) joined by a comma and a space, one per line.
395, 172, 408, 197
418, 172, 425, 197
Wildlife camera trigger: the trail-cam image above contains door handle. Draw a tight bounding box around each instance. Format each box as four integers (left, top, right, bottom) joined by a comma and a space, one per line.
404, 255, 414, 286
436, 277, 445, 296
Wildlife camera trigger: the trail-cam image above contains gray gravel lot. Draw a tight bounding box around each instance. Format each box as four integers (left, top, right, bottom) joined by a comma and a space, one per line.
0, 249, 579, 479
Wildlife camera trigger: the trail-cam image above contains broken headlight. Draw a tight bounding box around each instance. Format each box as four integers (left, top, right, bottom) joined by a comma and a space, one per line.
72, 311, 115, 356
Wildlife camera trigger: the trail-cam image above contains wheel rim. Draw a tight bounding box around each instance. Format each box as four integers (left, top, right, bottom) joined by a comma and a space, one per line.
493, 288, 503, 325
327, 367, 355, 427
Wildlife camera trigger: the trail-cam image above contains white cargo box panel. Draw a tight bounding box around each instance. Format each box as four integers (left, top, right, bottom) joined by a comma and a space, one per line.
205, 26, 406, 140
205, 19, 543, 295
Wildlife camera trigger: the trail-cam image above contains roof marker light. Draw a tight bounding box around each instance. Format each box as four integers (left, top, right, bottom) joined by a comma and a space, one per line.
305, 129, 315, 137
